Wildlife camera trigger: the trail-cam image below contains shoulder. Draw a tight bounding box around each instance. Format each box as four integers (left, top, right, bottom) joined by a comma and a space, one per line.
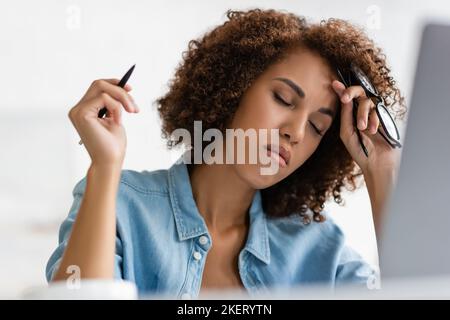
119, 169, 170, 195
266, 210, 346, 249
265, 210, 350, 269
266, 210, 376, 285
72, 168, 170, 197
70, 168, 175, 243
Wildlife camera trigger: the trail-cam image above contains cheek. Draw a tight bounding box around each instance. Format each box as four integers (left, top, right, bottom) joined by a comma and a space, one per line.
232, 92, 281, 130
290, 141, 321, 170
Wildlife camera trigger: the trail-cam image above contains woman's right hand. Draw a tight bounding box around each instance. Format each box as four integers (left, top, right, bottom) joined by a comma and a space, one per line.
68, 79, 139, 168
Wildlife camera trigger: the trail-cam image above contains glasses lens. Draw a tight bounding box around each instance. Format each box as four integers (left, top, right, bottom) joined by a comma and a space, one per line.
377, 104, 400, 141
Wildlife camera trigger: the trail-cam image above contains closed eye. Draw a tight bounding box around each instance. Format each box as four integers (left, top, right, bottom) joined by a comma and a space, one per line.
273, 92, 292, 107
308, 121, 324, 136
274, 91, 324, 137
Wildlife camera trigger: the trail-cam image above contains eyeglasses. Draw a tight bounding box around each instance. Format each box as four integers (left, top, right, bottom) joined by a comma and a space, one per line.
336, 63, 402, 157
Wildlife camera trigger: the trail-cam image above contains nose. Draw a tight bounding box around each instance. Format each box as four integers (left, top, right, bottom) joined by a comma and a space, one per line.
280, 116, 307, 145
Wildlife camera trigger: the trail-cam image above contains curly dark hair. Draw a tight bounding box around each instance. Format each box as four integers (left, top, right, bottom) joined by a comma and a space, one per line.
156, 9, 406, 224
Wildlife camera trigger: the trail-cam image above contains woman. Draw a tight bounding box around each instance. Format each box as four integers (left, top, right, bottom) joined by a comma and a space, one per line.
46, 9, 406, 298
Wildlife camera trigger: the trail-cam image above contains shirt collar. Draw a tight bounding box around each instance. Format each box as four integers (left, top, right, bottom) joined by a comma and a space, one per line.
167, 154, 271, 265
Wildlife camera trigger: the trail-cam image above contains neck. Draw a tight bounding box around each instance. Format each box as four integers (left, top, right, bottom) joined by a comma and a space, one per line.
189, 163, 256, 233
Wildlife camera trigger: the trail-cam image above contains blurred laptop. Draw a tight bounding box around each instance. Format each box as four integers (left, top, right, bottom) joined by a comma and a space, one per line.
378, 22, 450, 283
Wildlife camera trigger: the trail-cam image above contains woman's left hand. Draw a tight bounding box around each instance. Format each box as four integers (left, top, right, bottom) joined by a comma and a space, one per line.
332, 80, 401, 236
331, 80, 400, 178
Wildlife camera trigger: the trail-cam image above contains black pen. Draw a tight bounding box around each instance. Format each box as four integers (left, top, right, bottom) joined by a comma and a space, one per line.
79, 64, 136, 145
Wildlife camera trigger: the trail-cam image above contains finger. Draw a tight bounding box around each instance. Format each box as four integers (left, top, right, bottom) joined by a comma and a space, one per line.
356, 98, 374, 131
368, 108, 380, 135
332, 80, 346, 96
98, 92, 123, 126
72, 92, 123, 127
332, 80, 354, 139
103, 79, 133, 91
100, 81, 138, 112
340, 85, 367, 104
89, 80, 138, 113
85, 79, 134, 103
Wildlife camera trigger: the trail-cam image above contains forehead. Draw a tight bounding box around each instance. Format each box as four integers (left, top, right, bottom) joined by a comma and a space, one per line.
262, 46, 338, 103
272, 46, 336, 79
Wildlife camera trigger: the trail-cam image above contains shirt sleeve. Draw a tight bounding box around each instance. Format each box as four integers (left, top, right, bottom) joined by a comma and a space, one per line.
45, 176, 124, 282
335, 245, 378, 289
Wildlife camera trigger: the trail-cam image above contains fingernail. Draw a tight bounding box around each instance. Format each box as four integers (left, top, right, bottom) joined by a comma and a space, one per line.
131, 101, 139, 112
358, 120, 366, 130
342, 94, 350, 103
371, 125, 378, 134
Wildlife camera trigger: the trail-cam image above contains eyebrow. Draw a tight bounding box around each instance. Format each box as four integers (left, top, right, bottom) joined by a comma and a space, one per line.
273, 77, 335, 118
273, 77, 305, 98
317, 107, 335, 118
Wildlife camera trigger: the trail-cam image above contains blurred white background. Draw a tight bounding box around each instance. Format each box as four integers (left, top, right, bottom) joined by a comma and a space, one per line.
0, 0, 449, 299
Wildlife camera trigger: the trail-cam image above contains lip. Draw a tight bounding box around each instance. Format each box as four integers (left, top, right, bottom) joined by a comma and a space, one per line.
265, 144, 291, 168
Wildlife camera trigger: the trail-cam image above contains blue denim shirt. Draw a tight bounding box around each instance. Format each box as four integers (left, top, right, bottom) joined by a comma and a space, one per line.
46, 156, 375, 298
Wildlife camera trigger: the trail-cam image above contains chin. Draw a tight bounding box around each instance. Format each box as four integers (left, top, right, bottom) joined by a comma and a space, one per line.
233, 162, 287, 190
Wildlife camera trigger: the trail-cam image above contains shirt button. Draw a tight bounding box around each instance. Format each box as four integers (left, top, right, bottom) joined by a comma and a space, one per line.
181, 293, 191, 300
198, 236, 208, 246
193, 251, 202, 261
